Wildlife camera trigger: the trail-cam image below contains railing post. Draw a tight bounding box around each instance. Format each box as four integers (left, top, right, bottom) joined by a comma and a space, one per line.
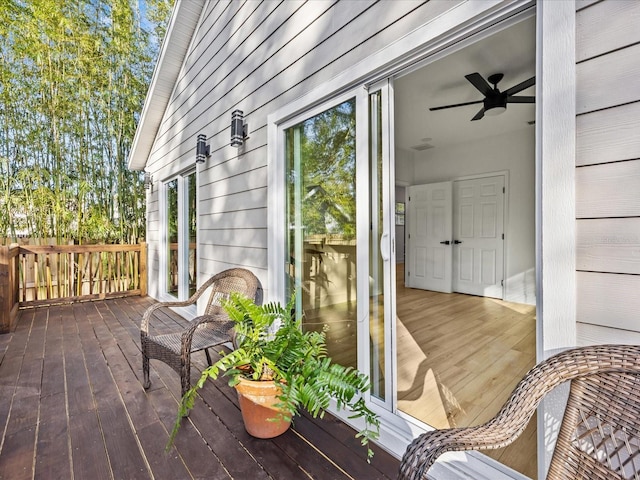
0, 245, 9, 333
0, 244, 18, 334
139, 242, 147, 297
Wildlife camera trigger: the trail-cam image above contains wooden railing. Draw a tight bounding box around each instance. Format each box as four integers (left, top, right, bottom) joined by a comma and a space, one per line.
0, 242, 147, 333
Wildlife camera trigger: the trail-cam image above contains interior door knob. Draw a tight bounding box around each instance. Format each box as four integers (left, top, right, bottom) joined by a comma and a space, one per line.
453, 240, 463, 244
439, 240, 451, 245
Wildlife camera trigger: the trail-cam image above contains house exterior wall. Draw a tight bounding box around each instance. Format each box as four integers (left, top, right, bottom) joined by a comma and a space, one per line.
144, 0, 463, 301
574, 0, 640, 344
135, 0, 639, 477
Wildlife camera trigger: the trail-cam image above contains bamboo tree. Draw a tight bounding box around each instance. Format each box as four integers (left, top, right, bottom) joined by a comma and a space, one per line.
0, 0, 174, 245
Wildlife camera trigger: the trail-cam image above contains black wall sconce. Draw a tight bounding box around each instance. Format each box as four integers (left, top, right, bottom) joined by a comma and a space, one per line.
144, 172, 152, 189
196, 134, 210, 164
231, 110, 248, 147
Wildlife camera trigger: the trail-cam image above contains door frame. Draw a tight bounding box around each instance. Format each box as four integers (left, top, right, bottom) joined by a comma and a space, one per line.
159, 170, 197, 315
268, 1, 576, 477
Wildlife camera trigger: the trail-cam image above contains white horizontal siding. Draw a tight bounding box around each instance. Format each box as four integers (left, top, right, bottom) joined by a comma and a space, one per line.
576, 218, 640, 274
576, 102, 640, 166
198, 208, 268, 230
199, 186, 267, 215
199, 243, 267, 269
575, 0, 640, 340
576, 43, 640, 114
200, 166, 267, 203
576, 160, 640, 218
195, 228, 267, 249
578, 322, 640, 346
577, 271, 640, 331
576, 0, 640, 62
575, 0, 601, 10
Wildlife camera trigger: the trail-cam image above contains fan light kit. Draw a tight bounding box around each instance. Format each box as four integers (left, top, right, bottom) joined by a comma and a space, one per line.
430, 72, 535, 121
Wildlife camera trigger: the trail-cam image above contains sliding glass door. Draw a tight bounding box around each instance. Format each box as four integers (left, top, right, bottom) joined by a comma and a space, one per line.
368, 81, 394, 409
282, 83, 395, 409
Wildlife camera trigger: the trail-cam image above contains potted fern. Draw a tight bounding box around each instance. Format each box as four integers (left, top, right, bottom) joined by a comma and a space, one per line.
169, 292, 380, 459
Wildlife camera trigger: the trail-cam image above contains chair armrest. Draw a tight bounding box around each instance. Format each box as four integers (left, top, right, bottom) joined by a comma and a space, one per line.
399, 421, 526, 480
140, 276, 226, 334
141, 301, 190, 334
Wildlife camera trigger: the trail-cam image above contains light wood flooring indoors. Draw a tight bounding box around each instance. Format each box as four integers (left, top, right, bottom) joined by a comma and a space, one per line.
395, 263, 537, 478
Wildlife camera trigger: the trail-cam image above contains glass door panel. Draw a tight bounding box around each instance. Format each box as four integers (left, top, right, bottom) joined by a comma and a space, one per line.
164, 173, 196, 300
166, 179, 179, 297
368, 83, 394, 409
369, 90, 385, 400
187, 172, 197, 297
285, 99, 358, 369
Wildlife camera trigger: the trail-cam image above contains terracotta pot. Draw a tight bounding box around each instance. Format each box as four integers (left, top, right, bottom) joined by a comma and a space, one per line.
234, 377, 291, 438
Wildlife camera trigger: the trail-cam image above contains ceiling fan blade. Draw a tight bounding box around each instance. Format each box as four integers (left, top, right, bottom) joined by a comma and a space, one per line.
471, 107, 485, 121
429, 100, 483, 111
465, 73, 493, 96
507, 95, 535, 104
504, 76, 535, 96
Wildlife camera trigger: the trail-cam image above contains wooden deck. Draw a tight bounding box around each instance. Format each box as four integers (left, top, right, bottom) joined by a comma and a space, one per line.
0, 297, 399, 480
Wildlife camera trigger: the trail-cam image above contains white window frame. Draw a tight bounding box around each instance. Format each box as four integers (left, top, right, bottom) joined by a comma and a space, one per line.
268, 1, 575, 478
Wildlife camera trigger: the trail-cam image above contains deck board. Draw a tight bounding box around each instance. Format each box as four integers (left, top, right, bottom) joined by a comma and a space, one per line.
0, 297, 399, 480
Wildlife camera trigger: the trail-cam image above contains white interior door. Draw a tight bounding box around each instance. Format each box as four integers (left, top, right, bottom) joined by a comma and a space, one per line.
452, 176, 504, 299
407, 182, 453, 293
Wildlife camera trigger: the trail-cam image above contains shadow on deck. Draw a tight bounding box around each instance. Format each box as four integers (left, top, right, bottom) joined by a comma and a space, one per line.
0, 297, 399, 479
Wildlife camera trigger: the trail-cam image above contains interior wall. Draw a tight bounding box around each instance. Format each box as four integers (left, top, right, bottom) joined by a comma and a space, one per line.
404, 127, 535, 304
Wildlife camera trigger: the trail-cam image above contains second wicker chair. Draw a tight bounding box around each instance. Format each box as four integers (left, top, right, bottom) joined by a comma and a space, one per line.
399, 344, 640, 480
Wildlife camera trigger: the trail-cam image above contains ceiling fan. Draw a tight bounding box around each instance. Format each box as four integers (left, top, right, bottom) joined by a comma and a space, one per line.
430, 72, 535, 121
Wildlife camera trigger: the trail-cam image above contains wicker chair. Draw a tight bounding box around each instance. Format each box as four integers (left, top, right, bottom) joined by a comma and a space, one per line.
399, 344, 640, 480
141, 268, 261, 397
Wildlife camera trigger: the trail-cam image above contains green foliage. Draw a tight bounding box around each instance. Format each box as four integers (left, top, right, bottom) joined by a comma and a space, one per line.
169, 292, 380, 460
286, 99, 356, 240
0, 0, 174, 244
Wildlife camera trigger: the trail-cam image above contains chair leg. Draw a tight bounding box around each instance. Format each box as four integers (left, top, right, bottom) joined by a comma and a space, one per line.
143, 354, 151, 390
181, 355, 191, 398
